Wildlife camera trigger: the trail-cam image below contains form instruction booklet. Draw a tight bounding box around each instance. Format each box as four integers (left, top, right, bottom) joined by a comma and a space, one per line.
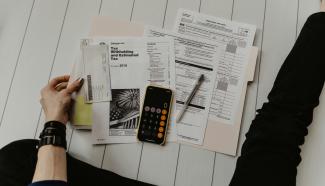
90, 37, 177, 144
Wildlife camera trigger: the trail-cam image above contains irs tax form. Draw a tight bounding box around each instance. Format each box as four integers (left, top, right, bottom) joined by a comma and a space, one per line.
91, 37, 177, 144
145, 27, 219, 145
174, 9, 256, 125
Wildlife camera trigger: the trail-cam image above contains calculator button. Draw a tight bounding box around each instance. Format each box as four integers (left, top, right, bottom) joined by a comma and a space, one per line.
159, 127, 164, 132
150, 114, 154, 118
157, 133, 164, 139
159, 121, 165, 127
150, 107, 156, 113
161, 115, 166, 121
155, 121, 159, 125
156, 108, 161, 114
162, 109, 167, 115
145, 106, 150, 111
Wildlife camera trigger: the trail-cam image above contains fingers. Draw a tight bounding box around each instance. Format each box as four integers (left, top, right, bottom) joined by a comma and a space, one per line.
55, 82, 68, 91
49, 75, 70, 88
65, 78, 84, 94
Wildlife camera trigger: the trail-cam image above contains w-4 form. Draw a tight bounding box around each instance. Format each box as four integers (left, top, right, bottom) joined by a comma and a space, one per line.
174, 9, 256, 125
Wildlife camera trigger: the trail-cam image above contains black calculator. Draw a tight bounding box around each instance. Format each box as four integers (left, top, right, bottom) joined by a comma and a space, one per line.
137, 86, 173, 145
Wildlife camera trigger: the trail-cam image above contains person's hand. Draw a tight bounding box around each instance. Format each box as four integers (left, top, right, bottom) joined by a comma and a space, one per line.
40, 75, 83, 125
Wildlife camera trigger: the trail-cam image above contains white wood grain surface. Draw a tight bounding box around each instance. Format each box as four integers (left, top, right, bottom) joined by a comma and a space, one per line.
173, 0, 233, 185
200, 0, 233, 19
256, 0, 299, 109
0, 0, 34, 127
232, 0, 266, 155
99, 0, 144, 179
133, 1, 181, 185
0, 0, 324, 185
34, 0, 102, 145
200, 1, 236, 185
0, 0, 68, 147
131, 0, 167, 27
175, 145, 215, 186
163, 0, 200, 30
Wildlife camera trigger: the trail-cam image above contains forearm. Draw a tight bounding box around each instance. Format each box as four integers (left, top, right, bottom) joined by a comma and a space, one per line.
32, 145, 67, 182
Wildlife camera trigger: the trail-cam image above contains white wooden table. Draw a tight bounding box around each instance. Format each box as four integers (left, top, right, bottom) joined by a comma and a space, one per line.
0, 0, 324, 185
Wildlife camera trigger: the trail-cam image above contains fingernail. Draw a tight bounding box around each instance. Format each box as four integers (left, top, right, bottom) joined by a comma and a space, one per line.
79, 78, 84, 86
75, 77, 82, 82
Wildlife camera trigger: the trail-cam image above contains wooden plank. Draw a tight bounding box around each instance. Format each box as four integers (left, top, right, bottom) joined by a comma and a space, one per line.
100, 0, 134, 19
0, 0, 68, 148
200, 0, 234, 19
175, 145, 215, 186
35, 0, 102, 146
67, 0, 134, 171
0, 0, 34, 131
171, 1, 233, 185
69, 130, 105, 167
131, 0, 167, 27
34, 0, 104, 168
296, 1, 325, 186
297, 0, 319, 35
102, 143, 143, 179
256, 0, 298, 109
163, 0, 200, 30
212, 153, 237, 186
210, 1, 267, 185
138, 143, 179, 186
232, 0, 266, 152
134, 1, 183, 185
94, 0, 145, 180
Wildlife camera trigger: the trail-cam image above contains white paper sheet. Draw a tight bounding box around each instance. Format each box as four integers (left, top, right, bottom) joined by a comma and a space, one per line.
146, 39, 177, 142
91, 37, 176, 144
174, 9, 256, 125
145, 27, 219, 145
81, 40, 112, 103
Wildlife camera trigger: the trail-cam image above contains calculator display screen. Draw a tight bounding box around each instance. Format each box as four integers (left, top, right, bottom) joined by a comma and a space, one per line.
137, 86, 173, 145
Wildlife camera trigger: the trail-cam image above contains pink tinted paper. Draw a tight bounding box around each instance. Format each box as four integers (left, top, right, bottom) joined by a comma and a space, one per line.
89, 16, 144, 37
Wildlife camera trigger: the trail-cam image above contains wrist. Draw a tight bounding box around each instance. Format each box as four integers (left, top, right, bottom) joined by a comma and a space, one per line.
45, 116, 67, 125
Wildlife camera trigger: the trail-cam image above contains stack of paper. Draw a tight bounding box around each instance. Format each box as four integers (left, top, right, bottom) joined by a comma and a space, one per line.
69, 9, 258, 156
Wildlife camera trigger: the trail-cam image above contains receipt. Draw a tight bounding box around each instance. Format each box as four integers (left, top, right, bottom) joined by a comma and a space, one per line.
174, 9, 256, 125
145, 27, 219, 145
81, 39, 112, 103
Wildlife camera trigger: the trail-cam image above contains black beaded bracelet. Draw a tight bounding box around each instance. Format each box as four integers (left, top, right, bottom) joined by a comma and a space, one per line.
38, 121, 67, 149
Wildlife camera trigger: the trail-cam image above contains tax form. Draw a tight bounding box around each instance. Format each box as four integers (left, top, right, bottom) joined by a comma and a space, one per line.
81, 40, 111, 103
91, 37, 177, 144
174, 9, 256, 125
145, 27, 219, 145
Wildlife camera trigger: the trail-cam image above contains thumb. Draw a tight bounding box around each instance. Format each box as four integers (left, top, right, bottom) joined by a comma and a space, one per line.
65, 78, 84, 94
